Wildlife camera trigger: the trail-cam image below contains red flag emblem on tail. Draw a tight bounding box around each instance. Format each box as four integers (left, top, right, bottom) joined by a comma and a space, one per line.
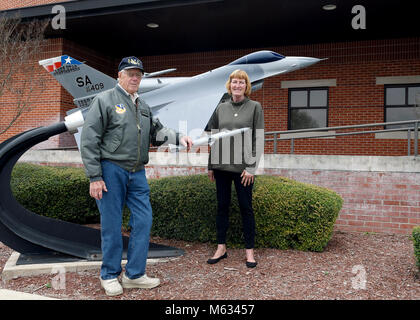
40, 57, 62, 72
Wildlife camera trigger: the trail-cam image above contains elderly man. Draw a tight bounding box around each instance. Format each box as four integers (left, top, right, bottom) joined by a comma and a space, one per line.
81, 56, 192, 296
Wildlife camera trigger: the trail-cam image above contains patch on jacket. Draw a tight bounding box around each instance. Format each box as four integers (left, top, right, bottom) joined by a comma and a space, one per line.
115, 104, 126, 114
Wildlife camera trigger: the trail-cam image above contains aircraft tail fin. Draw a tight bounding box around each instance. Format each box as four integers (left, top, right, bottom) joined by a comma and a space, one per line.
39, 55, 117, 108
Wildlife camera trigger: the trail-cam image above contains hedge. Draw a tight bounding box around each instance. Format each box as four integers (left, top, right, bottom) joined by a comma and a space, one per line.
11, 163, 343, 252
149, 174, 343, 252
11, 163, 99, 224
413, 226, 420, 270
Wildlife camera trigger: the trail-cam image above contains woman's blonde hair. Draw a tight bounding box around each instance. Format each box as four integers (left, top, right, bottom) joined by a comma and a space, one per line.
225, 69, 252, 97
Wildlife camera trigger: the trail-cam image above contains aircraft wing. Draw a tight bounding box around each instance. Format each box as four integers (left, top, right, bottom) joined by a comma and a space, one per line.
141, 64, 262, 140
150, 90, 226, 140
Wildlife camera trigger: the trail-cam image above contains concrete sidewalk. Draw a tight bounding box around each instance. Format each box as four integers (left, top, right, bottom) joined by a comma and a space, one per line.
0, 289, 58, 300
1, 252, 104, 281
2, 251, 170, 281
1, 250, 175, 300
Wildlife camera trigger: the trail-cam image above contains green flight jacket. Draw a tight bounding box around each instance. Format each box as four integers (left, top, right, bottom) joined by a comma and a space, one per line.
81, 85, 180, 182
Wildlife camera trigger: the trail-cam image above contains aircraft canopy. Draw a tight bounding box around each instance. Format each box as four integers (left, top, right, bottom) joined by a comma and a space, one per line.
228, 51, 285, 65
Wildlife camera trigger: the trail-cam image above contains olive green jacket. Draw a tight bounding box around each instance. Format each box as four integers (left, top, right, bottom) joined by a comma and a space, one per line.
205, 97, 264, 175
81, 85, 179, 182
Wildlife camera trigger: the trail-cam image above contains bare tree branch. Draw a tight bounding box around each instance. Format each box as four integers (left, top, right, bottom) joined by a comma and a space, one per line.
0, 14, 50, 135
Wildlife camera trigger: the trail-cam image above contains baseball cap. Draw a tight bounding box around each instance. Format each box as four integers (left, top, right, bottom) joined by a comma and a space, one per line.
118, 56, 144, 73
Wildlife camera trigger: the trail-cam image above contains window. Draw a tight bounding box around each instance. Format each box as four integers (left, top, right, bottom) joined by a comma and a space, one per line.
385, 84, 420, 128
288, 87, 328, 130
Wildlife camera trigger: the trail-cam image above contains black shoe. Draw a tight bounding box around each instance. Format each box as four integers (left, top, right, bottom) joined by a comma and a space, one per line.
246, 261, 258, 268
207, 252, 227, 264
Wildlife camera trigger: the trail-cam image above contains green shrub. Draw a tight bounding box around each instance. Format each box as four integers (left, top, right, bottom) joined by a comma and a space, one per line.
413, 226, 420, 270
11, 163, 99, 224
11, 164, 343, 252
149, 174, 343, 252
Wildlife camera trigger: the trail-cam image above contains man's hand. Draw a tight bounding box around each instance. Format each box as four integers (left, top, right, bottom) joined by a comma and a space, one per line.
241, 170, 254, 186
180, 136, 193, 151
90, 180, 108, 200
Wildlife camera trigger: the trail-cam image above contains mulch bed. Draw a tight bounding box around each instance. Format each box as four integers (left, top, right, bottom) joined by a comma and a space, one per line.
0, 231, 418, 300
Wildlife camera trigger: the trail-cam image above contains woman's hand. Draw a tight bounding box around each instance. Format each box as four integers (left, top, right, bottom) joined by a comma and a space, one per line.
208, 170, 215, 181
241, 170, 254, 186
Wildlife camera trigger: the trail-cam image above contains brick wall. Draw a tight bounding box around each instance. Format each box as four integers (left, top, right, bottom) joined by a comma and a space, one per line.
0, 0, 72, 10
19, 150, 420, 235
262, 168, 420, 235
130, 164, 417, 235
141, 38, 420, 156
142, 164, 420, 235
0, 38, 63, 148
22, 158, 420, 235
1, 37, 419, 153
2, 2, 418, 237
0, 37, 117, 149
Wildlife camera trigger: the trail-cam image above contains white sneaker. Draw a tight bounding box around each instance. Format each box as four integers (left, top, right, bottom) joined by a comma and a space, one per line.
121, 272, 160, 289
100, 277, 123, 296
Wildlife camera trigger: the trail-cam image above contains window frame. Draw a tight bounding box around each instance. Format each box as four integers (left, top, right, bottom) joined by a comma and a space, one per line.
384, 83, 420, 128
288, 87, 329, 130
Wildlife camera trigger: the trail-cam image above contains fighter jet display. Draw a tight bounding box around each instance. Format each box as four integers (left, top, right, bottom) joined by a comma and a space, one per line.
0, 51, 324, 260
39, 51, 323, 140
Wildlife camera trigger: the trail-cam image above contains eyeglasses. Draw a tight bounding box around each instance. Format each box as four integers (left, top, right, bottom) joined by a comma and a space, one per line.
124, 71, 143, 79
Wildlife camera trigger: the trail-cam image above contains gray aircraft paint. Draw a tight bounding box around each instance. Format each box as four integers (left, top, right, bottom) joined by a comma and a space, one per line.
40, 51, 322, 143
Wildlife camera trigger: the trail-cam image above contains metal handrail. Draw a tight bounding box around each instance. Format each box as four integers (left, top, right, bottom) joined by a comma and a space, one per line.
264, 119, 420, 156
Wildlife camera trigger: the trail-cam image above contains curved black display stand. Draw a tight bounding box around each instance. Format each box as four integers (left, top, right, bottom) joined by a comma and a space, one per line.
0, 122, 183, 261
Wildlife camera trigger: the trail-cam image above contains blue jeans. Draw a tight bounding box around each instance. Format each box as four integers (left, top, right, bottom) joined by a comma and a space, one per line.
96, 160, 152, 280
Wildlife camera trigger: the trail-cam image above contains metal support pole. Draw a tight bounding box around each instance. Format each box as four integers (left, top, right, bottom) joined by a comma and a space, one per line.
291, 138, 294, 154
415, 122, 419, 157
273, 133, 277, 154
408, 129, 411, 156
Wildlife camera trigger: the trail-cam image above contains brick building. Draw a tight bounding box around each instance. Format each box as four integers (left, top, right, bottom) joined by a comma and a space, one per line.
0, 0, 418, 154
1, 0, 420, 234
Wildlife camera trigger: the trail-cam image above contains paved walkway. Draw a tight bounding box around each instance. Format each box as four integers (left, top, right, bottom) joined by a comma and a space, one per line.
0, 289, 58, 300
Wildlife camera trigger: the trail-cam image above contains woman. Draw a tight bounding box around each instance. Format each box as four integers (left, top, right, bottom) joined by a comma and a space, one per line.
205, 69, 264, 268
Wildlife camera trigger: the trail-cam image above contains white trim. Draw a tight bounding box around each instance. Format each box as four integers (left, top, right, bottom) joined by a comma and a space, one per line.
281, 79, 337, 88
263, 154, 420, 173
18, 151, 420, 173
279, 130, 336, 139
375, 131, 420, 139
376, 76, 420, 85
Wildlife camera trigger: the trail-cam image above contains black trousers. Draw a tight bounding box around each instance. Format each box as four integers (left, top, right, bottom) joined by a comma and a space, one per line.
213, 169, 255, 249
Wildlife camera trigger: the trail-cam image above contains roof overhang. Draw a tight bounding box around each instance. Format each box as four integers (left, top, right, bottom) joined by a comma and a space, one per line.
1, 0, 419, 57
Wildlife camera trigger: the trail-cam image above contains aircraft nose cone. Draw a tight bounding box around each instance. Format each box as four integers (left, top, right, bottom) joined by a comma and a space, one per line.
299, 57, 324, 68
